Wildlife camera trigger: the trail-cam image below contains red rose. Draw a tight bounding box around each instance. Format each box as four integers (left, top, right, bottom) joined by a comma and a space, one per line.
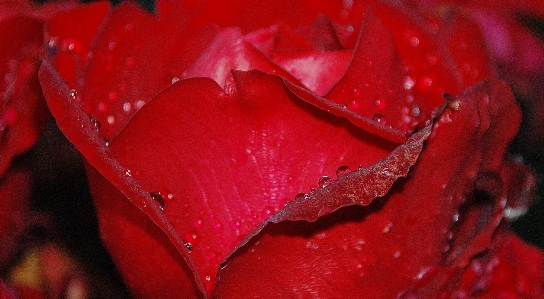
40, 0, 543, 298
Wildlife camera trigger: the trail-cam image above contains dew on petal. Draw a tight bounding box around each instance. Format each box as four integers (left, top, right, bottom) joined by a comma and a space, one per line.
352, 88, 361, 98
261, 206, 274, 220
107, 116, 115, 125
403, 76, 415, 90
382, 222, 393, 233
69, 89, 77, 103
294, 193, 306, 201
372, 113, 386, 123
122, 102, 131, 112
411, 105, 420, 117
193, 219, 203, 229
150, 192, 166, 210
374, 97, 386, 109
90, 118, 101, 131
348, 100, 359, 110
318, 176, 332, 188
410, 36, 420, 47
184, 242, 193, 252
185, 229, 199, 246
336, 165, 351, 178
136, 100, 145, 109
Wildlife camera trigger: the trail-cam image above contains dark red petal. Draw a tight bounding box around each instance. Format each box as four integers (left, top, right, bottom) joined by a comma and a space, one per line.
86, 166, 202, 299
0, 167, 31, 269
83, 68, 408, 297
0, 16, 48, 177
214, 79, 522, 298
38, 62, 206, 297
456, 231, 544, 298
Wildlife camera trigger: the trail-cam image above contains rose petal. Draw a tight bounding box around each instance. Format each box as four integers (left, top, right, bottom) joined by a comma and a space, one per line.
0, 167, 31, 269
44, 2, 110, 88
38, 61, 206, 297
326, 8, 420, 133
214, 79, 522, 297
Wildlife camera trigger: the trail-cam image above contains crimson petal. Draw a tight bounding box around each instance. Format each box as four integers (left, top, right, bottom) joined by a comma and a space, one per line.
0, 16, 48, 177
214, 79, 522, 298
38, 62, 206, 297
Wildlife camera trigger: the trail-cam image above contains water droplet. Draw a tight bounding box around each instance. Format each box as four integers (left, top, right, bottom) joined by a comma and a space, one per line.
382, 222, 393, 233
213, 223, 222, 230
193, 219, 202, 229
108, 41, 116, 50
295, 193, 306, 201
372, 114, 386, 123
410, 36, 420, 47
318, 176, 332, 188
452, 212, 460, 223
150, 192, 166, 210
352, 88, 360, 97
411, 105, 420, 117
403, 76, 415, 90
261, 206, 274, 220
184, 242, 193, 252
107, 116, 115, 125
382, 168, 391, 177
394, 251, 401, 258
167, 193, 174, 200
123, 102, 131, 112
90, 118, 101, 131
69, 89, 77, 102
125, 169, 132, 177
136, 100, 145, 109
186, 229, 199, 246
348, 100, 359, 110
336, 165, 351, 178
171, 77, 180, 84
374, 97, 386, 109
358, 165, 363, 171
418, 76, 433, 90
